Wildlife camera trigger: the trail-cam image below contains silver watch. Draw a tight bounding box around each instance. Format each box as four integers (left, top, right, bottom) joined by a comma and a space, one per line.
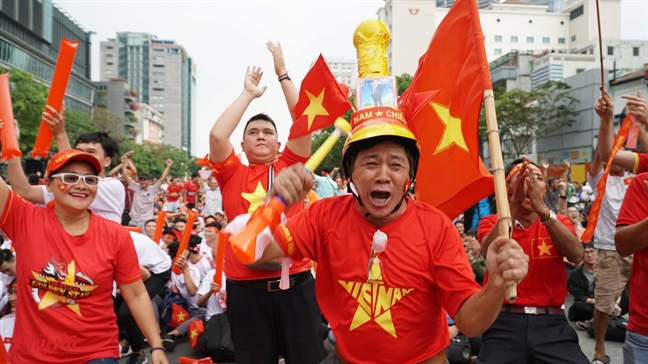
541, 210, 557, 226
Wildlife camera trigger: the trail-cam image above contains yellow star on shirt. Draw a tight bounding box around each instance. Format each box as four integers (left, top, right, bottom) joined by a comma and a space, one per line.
430, 102, 468, 154
302, 88, 329, 130
31, 260, 98, 316
241, 181, 267, 213
538, 241, 554, 256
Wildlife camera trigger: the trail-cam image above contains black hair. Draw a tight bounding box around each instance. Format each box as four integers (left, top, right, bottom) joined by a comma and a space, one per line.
188, 234, 202, 249
343, 136, 419, 183
162, 228, 178, 240
191, 172, 200, 178
242, 113, 278, 139
204, 215, 217, 222
144, 219, 157, 227
505, 158, 539, 179
466, 228, 478, 238
74, 132, 120, 160
205, 222, 222, 230
0, 249, 15, 264
322, 166, 332, 174
175, 219, 187, 224
27, 174, 40, 186
166, 241, 180, 258
0, 278, 16, 318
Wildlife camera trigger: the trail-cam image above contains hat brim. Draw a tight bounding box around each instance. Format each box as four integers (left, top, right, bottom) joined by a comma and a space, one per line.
48, 153, 103, 177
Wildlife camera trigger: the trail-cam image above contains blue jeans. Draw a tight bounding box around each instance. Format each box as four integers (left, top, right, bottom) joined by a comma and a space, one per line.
86, 359, 119, 364
624, 330, 648, 364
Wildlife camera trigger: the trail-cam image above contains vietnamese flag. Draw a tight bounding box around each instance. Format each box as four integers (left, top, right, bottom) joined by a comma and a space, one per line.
188, 319, 205, 348
169, 303, 190, 328
289, 54, 351, 139
402, 0, 494, 219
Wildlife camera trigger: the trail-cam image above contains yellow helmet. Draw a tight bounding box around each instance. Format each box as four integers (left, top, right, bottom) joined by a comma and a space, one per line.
342, 107, 420, 182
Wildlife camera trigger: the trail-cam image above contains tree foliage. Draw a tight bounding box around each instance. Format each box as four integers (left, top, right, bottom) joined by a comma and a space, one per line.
478, 81, 580, 159
1, 67, 198, 176
312, 74, 413, 176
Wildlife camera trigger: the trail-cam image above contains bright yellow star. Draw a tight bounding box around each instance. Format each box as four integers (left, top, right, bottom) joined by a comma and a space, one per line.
190, 329, 198, 340
176, 311, 187, 322
241, 181, 267, 213
302, 88, 329, 130
538, 241, 554, 256
430, 102, 468, 154
31, 260, 98, 316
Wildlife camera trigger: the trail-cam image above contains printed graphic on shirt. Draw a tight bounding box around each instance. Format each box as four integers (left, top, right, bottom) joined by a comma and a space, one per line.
532, 238, 557, 259
241, 181, 267, 213
338, 279, 413, 339
29, 256, 98, 316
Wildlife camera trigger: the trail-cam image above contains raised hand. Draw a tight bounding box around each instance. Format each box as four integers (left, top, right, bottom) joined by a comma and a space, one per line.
509, 160, 529, 206
165, 159, 173, 168
541, 161, 549, 170
42, 104, 66, 137
622, 90, 648, 127
266, 41, 287, 77
269, 163, 313, 207
594, 87, 615, 120
243, 66, 267, 99
526, 168, 550, 219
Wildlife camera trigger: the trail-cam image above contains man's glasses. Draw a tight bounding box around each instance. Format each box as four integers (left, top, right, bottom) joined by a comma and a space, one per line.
367, 230, 388, 282
51, 173, 100, 187
584, 250, 596, 256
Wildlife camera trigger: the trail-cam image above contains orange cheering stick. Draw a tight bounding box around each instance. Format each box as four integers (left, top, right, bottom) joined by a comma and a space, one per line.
152, 211, 167, 243
230, 118, 352, 264
32, 39, 78, 158
213, 230, 227, 293
124, 226, 142, 233
0, 73, 22, 161
172, 209, 198, 274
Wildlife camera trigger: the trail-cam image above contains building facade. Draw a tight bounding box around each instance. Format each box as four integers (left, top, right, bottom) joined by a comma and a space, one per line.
96, 79, 139, 139
316, 57, 357, 90
136, 103, 164, 145
99, 32, 196, 154
0, 0, 95, 112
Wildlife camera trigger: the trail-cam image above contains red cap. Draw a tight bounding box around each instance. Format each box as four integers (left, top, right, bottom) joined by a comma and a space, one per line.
46, 150, 103, 177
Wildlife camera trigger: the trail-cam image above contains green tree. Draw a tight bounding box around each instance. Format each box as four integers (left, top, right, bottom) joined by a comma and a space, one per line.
93, 107, 124, 136
65, 110, 97, 144
116, 139, 199, 178
478, 81, 579, 159
396, 73, 413, 96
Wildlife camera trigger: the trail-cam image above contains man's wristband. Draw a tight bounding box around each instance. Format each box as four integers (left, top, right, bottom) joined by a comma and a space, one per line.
278, 73, 290, 82
150, 346, 166, 355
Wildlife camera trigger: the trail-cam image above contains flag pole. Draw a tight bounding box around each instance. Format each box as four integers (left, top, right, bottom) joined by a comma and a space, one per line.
595, 0, 605, 92
483, 89, 517, 303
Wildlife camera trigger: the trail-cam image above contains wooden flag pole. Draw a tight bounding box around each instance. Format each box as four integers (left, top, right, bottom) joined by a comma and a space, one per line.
483, 89, 517, 303
595, 0, 605, 92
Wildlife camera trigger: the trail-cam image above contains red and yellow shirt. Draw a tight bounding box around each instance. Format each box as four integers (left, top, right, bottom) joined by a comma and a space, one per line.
167, 183, 182, 203
276, 196, 481, 364
0, 191, 141, 363
212, 148, 311, 280
183, 181, 200, 204
479, 214, 575, 308
616, 172, 648, 336
632, 152, 648, 175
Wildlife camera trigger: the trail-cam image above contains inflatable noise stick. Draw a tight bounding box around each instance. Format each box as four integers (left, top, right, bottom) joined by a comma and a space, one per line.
172, 209, 199, 274
230, 118, 352, 264
152, 211, 167, 243
212, 230, 227, 294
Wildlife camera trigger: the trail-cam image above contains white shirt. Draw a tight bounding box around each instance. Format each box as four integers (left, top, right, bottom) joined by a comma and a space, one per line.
199, 239, 215, 267
171, 264, 201, 309
197, 269, 226, 321
0, 312, 14, 353
40, 177, 125, 223
189, 254, 213, 278
202, 187, 223, 217
129, 232, 172, 274
587, 170, 627, 251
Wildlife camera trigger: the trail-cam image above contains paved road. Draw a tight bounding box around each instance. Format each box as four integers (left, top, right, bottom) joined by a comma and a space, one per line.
120, 295, 625, 364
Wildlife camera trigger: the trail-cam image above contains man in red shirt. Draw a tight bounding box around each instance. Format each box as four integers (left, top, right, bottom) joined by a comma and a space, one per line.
165, 177, 183, 212
226, 107, 529, 363
476, 158, 587, 363
615, 173, 648, 362
183, 173, 200, 210
207, 42, 324, 363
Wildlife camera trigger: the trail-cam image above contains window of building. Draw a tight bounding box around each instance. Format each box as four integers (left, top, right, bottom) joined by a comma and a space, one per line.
527, 50, 534, 55
527, 36, 534, 43
153, 104, 164, 108
153, 48, 164, 52
543, 37, 550, 44
571, 35, 576, 42
106, 46, 114, 50
576, 68, 585, 74
633, 47, 640, 56
495, 35, 502, 42
106, 54, 113, 58
495, 49, 502, 55
607, 46, 614, 55
153, 56, 164, 61
558, 37, 566, 44
511, 36, 518, 43
152, 95, 165, 100
168, 48, 179, 54
153, 88, 165, 91
105, 70, 113, 74
106, 62, 113, 66
153, 80, 164, 84
570, 5, 584, 20
152, 71, 165, 76
153, 64, 165, 68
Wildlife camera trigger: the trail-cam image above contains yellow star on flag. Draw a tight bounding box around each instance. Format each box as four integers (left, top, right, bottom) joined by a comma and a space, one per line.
430, 102, 468, 154
190, 329, 198, 340
538, 241, 554, 256
241, 181, 267, 213
302, 88, 329, 130
31, 260, 98, 316
176, 311, 187, 322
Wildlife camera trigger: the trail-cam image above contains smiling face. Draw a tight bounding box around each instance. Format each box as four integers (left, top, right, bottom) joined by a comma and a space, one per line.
47, 160, 99, 213
351, 141, 410, 222
139, 177, 151, 189
241, 119, 280, 165
567, 207, 580, 224
144, 221, 156, 239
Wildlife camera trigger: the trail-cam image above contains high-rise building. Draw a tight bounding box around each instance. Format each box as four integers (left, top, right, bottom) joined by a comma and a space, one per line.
136, 103, 164, 145
99, 32, 196, 155
0, 0, 95, 112
312, 57, 357, 91
96, 79, 139, 139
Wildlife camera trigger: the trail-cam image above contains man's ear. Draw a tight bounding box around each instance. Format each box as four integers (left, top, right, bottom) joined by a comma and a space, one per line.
240, 142, 245, 152
277, 141, 282, 150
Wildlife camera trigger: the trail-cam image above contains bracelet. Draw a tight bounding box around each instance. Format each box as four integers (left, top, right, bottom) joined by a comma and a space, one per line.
150, 346, 166, 355
278, 74, 290, 82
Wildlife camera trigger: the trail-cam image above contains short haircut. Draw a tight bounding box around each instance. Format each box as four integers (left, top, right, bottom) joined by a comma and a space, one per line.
548, 177, 558, 185
166, 241, 180, 258
505, 158, 539, 179
0, 250, 14, 264
242, 113, 278, 138
205, 222, 222, 230
322, 166, 332, 174
582, 241, 594, 249
144, 219, 157, 226
74, 132, 120, 160
191, 172, 199, 178
27, 173, 40, 185
175, 219, 187, 224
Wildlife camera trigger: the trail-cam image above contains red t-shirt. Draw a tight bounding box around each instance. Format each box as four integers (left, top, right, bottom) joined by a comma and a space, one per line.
615, 172, 648, 336
0, 191, 141, 363
184, 181, 200, 204
478, 214, 574, 308
634, 152, 648, 174
278, 196, 481, 363
212, 148, 311, 280
167, 183, 182, 203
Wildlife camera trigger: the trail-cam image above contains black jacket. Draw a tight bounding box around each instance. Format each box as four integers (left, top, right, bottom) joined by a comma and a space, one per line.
568, 265, 594, 303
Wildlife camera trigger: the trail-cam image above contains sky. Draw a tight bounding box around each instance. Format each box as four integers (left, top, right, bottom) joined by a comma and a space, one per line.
54, 0, 647, 158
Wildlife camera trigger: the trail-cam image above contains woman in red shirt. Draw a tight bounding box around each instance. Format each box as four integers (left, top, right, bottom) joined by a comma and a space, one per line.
0, 150, 168, 364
